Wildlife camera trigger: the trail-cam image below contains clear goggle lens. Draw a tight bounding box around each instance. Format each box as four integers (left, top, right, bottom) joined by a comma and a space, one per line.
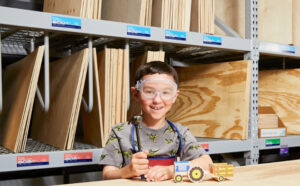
135, 78, 177, 100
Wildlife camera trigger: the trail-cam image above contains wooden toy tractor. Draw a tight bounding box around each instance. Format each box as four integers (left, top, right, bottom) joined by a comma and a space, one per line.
174, 161, 234, 183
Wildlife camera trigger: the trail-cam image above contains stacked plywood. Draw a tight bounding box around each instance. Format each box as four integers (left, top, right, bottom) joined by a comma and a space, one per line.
97, 48, 129, 143
259, 69, 300, 134
293, 0, 300, 46
43, 0, 102, 19
101, 0, 152, 26
128, 51, 165, 120
152, 0, 192, 31
0, 46, 45, 152
81, 49, 104, 147
31, 49, 89, 150
215, 0, 292, 44
190, 0, 215, 34
167, 60, 252, 140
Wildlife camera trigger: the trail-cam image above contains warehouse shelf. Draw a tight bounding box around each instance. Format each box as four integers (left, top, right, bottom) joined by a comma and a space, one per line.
0, 139, 102, 172
259, 135, 300, 150
0, 6, 251, 53
259, 41, 300, 59
197, 138, 252, 155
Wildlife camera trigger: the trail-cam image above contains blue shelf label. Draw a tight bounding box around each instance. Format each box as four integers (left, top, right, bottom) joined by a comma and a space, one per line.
51, 16, 81, 29
165, 29, 186, 41
127, 25, 151, 37
280, 146, 289, 156
203, 35, 222, 45
260, 42, 296, 54
265, 138, 280, 147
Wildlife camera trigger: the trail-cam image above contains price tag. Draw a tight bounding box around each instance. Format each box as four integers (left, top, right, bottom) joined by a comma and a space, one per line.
201, 144, 209, 152
127, 25, 151, 37
165, 29, 186, 41
64, 152, 93, 164
17, 155, 49, 167
260, 42, 295, 54
52, 16, 81, 29
203, 35, 222, 45
280, 146, 289, 156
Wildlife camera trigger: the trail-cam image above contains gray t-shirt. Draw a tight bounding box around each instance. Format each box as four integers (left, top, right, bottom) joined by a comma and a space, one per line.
99, 121, 206, 168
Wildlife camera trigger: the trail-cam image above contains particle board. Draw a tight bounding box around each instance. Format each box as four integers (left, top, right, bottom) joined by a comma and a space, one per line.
31, 49, 89, 150
259, 69, 300, 134
0, 46, 45, 152
167, 60, 252, 140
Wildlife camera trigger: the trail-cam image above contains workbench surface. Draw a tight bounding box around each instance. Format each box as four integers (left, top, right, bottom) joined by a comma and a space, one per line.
58, 159, 300, 186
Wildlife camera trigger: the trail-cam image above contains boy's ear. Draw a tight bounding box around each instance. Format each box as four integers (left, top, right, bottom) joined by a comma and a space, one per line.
131, 87, 140, 102
172, 90, 180, 103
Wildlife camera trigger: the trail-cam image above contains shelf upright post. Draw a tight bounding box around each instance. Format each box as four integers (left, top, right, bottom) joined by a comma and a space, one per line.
82, 36, 94, 112
244, 0, 260, 165
0, 32, 2, 114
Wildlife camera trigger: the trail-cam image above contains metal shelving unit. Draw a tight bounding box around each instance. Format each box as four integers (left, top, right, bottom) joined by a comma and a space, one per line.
0, 0, 299, 175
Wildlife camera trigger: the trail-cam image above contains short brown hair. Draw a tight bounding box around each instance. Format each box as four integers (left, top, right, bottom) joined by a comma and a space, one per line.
134, 61, 179, 85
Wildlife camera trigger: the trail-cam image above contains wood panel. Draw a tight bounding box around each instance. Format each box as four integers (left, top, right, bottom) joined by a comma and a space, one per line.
101, 0, 150, 26
81, 49, 104, 147
0, 46, 45, 152
167, 60, 251, 139
259, 69, 300, 134
293, 0, 300, 46
215, 0, 292, 44
31, 49, 89, 150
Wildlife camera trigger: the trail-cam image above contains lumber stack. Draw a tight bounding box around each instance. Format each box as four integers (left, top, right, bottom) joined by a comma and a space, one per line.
293, 0, 300, 46
167, 60, 252, 140
80, 49, 104, 147
31, 49, 89, 150
102, 0, 152, 26
127, 51, 165, 120
152, 0, 192, 31
0, 46, 45, 152
43, 0, 102, 19
97, 48, 129, 143
190, 0, 215, 34
259, 69, 300, 134
215, 0, 292, 44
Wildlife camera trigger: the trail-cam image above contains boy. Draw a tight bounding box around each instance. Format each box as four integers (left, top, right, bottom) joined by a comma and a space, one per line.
100, 61, 213, 182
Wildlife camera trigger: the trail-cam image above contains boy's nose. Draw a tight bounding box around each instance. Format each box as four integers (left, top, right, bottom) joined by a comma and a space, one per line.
153, 92, 163, 102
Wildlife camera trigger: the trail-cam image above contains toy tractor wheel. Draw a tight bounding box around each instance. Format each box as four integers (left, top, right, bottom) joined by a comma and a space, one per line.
188, 166, 204, 182
218, 175, 225, 182
174, 175, 183, 183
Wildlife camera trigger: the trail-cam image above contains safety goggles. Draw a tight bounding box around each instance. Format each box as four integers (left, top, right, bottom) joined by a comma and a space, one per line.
135, 78, 178, 100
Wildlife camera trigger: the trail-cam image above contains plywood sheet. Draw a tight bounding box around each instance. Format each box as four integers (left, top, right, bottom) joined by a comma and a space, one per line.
167, 60, 251, 139
31, 49, 89, 149
259, 69, 300, 134
293, 0, 300, 46
0, 46, 44, 152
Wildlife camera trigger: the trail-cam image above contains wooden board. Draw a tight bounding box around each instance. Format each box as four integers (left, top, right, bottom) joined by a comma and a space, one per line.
293, 0, 300, 46
58, 160, 300, 186
215, 0, 292, 44
259, 69, 300, 134
31, 49, 89, 150
0, 46, 44, 152
167, 60, 251, 139
81, 49, 104, 147
101, 0, 149, 25
43, 0, 84, 17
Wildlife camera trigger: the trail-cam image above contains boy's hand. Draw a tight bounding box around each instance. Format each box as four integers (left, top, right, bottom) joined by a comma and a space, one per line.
145, 165, 174, 182
124, 150, 149, 178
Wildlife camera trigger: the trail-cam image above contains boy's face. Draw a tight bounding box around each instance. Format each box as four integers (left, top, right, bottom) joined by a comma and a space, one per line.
131, 73, 179, 122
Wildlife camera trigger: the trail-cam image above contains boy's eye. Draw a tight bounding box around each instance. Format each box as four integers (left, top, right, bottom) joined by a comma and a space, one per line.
143, 88, 156, 95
